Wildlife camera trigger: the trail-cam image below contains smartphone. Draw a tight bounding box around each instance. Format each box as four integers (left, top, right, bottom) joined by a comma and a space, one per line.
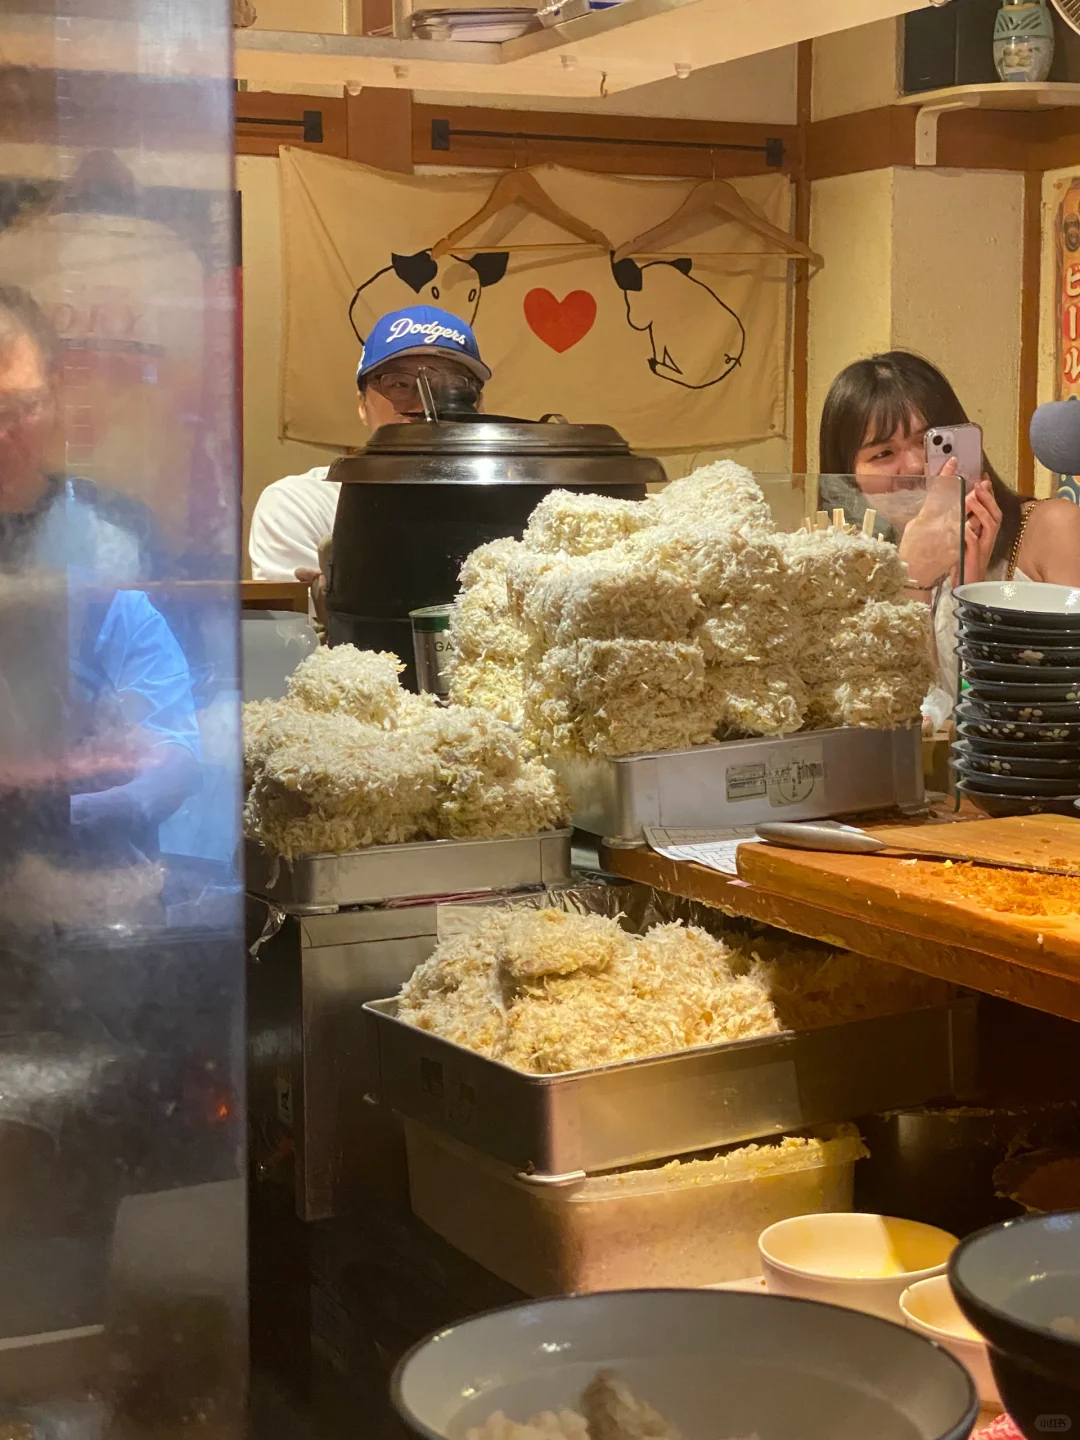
925, 422, 984, 485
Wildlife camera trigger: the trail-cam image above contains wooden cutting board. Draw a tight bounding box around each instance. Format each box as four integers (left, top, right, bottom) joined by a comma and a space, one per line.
737, 817, 1080, 986
858, 814, 1080, 875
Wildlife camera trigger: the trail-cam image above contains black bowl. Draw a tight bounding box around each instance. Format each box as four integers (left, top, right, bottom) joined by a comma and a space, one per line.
953, 760, 1080, 797
950, 1212, 1080, 1440
955, 582, 1080, 632
959, 656, 1080, 685
959, 695, 1080, 723
957, 726, 1080, 759
956, 705, 1080, 742
959, 638, 1080, 668
957, 783, 1080, 818
964, 677, 1080, 704
960, 619, 1080, 647
953, 742, 1080, 780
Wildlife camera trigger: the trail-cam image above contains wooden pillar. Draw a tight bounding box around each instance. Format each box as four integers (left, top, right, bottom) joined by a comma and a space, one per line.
346, 88, 414, 173
345, 0, 414, 174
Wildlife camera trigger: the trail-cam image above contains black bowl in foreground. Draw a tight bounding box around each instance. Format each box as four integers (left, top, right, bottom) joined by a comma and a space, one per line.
950, 1212, 1080, 1440
957, 783, 1080, 818
392, 1289, 978, 1440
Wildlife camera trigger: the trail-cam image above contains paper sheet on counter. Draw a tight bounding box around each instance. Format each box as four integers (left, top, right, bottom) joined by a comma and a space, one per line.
643, 826, 761, 878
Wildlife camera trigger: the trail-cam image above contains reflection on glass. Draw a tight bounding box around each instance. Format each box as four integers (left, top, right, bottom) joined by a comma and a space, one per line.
0, 3, 244, 1437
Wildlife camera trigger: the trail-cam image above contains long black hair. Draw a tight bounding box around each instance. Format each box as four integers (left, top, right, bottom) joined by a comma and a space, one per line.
819, 350, 1021, 570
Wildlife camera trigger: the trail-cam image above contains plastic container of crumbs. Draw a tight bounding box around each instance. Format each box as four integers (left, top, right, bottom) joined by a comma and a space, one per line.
404, 1119, 867, 1297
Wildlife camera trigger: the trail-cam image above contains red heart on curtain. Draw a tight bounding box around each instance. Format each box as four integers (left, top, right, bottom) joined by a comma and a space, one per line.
523, 288, 597, 353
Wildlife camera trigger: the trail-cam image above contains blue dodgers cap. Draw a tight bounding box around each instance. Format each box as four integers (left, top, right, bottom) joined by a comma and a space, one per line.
356, 305, 491, 386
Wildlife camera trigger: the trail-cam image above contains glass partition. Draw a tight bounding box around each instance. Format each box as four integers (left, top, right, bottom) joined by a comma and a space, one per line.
0, 2, 244, 1436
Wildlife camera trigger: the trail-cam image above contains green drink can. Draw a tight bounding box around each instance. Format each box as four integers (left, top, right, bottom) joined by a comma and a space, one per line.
410, 604, 455, 698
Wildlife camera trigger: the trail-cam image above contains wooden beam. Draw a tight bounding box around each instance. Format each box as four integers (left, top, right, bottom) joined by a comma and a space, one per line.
346, 87, 414, 172
806, 104, 916, 181
806, 99, 1080, 180
235, 91, 347, 158
1018, 169, 1042, 499
412, 102, 797, 179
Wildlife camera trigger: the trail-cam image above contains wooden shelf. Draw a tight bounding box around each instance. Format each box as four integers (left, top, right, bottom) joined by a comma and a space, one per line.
236, 0, 922, 100
241, 580, 309, 612
599, 841, 1080, 1025
896, 82, 1080, 165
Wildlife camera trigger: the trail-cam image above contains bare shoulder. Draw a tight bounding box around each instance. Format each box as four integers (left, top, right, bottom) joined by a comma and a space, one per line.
1026, 496, 1080, 530
1019, 496, 1080, 584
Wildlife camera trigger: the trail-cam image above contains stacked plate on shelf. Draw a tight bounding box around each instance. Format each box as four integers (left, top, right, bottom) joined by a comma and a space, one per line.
953, 581, 1080, 817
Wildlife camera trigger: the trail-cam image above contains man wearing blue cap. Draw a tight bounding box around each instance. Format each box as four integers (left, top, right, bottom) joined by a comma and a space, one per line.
249, 305, 491, 589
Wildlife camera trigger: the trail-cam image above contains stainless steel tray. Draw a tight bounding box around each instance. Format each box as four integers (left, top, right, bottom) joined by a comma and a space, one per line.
364, 996, 978, 1179
553, 727, 924, 845
244, 830, 573, 913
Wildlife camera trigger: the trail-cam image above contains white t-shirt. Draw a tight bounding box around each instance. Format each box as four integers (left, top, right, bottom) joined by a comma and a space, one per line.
249, 465, 341, 581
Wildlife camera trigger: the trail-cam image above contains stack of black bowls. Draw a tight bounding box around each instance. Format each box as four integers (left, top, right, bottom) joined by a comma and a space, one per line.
953, 581, 1080, 817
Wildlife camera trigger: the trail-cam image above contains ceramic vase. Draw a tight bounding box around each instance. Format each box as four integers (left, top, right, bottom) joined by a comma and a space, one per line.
994, 0, 1055, 83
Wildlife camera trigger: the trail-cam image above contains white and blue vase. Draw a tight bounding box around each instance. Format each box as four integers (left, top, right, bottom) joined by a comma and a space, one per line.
994, 0, 1055, 83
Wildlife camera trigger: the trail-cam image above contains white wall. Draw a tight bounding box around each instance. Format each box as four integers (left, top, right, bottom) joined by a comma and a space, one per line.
812, 19, 898, 121
891, 168, 1024, 486
806, 165, 1025, 484
807, 168, 895, 471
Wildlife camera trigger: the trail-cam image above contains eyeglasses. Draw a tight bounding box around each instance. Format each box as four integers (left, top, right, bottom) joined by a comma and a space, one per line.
366, 366, 481, 408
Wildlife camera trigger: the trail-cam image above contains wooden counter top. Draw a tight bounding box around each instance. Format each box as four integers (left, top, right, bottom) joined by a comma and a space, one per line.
599, 834, 1080, 1024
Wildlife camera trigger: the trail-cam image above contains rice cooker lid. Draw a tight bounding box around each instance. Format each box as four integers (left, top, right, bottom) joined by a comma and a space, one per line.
360, 419, 636, 457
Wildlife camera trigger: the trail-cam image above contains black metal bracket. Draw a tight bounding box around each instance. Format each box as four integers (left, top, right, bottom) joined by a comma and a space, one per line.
429, 118, 784, 167
237, 109, 324, 144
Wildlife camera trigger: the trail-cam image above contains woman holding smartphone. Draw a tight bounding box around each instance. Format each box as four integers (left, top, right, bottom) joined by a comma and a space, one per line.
819, 350, 1080, 724
819, 350, 1080, 591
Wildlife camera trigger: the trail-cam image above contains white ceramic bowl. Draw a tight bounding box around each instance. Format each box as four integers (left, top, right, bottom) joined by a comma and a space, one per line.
392, 1289, 979, 1440
759, 1212, 960, 1322
901, 1275, 1002, 1408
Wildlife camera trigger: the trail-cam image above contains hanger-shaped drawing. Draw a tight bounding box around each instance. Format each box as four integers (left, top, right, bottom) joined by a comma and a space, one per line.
431, 167, 612, 258
613, 177, 822, 268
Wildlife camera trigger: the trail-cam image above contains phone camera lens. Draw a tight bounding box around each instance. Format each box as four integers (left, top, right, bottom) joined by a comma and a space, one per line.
943, 443, 953, 455
932, 435, 942, 446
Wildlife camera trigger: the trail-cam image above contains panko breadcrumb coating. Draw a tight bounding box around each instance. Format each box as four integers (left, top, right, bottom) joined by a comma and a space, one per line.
400, 907, 950, 1075
458, 536, 522, 591
705, 665, 807, 738
696, 606, 795, 667
625, 523, 784, 608
399, 912, 781, 1074
807, 671, 933, 730
453, 582, 529, 666
243, 646, 569, 856
465, 1412, 589, 1440
525, 640, 714, 757
521, 554, 701, 648
451, 459, 931, 747
522, 490, 654, 556
465, 1374, 690, 1440
423, 706, 568, 839
779, 528, 909, 614
449, 537, 530, 723
648, 460, 772, 534
287, 646, 407, 727
737, 932, 952, 1029
583, 1372, 682, 1440
244, 726, 439, 859
448, 657, 525, 726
